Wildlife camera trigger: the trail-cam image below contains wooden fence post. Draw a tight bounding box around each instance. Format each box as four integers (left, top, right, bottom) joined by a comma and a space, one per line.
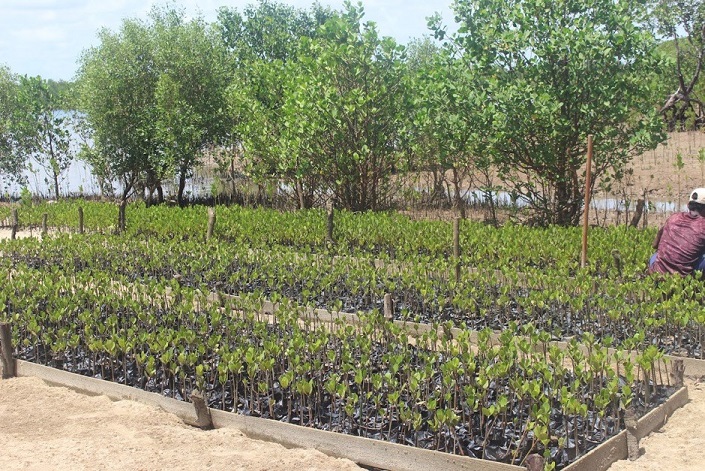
326, 200, 335, 244
383, 293, 393, 320
10, 208, 18, 240
581, 134, 594, 268
206, 208, 216, 241
670, 359, 685, 388
0, 322, 15, 379
78, 206, 84, 234
453, 218, 461, 283
625, 406, 640, 460
41, 213, 48, 237
117, 200, 127, 234
190, 390, 214, 429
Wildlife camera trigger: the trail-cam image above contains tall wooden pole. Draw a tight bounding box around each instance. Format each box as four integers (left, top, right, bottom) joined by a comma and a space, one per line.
453, 218, 461, 283
206, 208, 216, 241
581, 135, 594, 268
78, 206, 84, 234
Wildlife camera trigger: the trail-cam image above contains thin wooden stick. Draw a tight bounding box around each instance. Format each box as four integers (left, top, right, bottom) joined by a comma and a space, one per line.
453, 218, 460, 283
78, 206, 84, 234
207, 208, 216, 241
581, 135, 594, 268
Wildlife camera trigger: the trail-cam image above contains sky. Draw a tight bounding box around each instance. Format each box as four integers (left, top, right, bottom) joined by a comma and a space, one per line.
0, 0, 456, 81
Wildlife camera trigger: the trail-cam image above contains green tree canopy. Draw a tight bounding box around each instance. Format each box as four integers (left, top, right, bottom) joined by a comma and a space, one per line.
77, 15, 160, 202
77, 6, 231, 206
14, 75, 75, 200
151, 6, 232, 206
217, 0, 333, 64
446, 0, 667, 225
270, 3, 411, 211
0, 66, 24, 184
410, 39, 493, 218
222, 0, 337, 208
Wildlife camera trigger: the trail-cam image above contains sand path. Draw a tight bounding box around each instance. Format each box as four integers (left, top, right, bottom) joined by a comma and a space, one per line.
0, 376, 361, 471
607, 377, 705, 471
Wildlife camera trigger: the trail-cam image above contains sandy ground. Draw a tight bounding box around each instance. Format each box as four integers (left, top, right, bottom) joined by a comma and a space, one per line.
0, 376, 362, 471
607, 377, 705, 471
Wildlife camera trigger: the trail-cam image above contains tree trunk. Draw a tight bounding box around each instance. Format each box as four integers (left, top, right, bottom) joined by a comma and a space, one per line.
156, 184, 164, 204
296, 179, 305, 209
118, 199, 127, 233
53, 171, 60, 201
630, 198, 645, 227
553, 170, 582, 226
177, 167, 187, 208
451, 167, 466, 219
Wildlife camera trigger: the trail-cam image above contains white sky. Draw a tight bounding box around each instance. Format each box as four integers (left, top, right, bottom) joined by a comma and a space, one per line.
0, 0, 456, 81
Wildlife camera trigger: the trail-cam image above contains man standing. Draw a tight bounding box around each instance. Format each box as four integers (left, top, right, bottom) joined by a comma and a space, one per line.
649, 188, 705, 276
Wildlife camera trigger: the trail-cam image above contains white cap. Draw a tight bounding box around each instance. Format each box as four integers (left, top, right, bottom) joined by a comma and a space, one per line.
690, 188, 705, 204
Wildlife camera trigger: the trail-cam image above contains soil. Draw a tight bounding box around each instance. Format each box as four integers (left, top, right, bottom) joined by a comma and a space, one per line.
608, 377, 705, 471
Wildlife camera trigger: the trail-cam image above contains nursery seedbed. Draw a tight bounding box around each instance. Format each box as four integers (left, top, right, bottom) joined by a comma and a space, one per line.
0, 271, 687, 470
210, 290, 705, 372
10, 360, 688, 471
6, 234, 704, 358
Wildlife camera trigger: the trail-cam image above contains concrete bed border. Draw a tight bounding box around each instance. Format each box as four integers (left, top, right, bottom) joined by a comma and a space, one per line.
11, 359, 689, 471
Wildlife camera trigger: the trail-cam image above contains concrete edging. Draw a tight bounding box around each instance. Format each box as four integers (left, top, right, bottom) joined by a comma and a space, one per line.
10, 360, 690, 471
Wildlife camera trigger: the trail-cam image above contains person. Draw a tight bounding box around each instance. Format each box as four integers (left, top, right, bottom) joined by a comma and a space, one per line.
649, 188, 705, 276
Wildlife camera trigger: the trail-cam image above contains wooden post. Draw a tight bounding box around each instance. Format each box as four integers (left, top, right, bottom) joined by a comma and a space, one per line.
383, 293, 393, 320
624, 407, 640, 461
41, 213, 48, 237
0, 322, 15, 379
670, 359, 685, 388
524, 454, 544, 471
206, 208, 216, 241
117, 200, 127, 234
190, 389, 214, 429
581, 135, 594, 268
326, 200, 335, 244
10, 208, 18, 240
611, 249, 623, 277
453, 218, 461, 283
78, 206, 84, 234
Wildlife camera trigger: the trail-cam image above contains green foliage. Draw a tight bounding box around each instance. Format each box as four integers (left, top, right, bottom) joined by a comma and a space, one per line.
410, 40, 493, 214
650, 0, 705, 130
217, 0, 333, 64
77, 5, 230, 204
221, 1, 337, 209
0, 261, 669, 467
19, 187, 32, 207
151, 6, 232, 206
77, 15, 160, 200
445, 0, 667, 225
13, 75, 75, 200
0, 65, 26, 184
277, 3, 411, 211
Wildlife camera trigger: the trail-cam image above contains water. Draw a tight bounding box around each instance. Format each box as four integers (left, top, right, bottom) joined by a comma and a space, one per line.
457, 188, 683, 213
0, 145, 684, 214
